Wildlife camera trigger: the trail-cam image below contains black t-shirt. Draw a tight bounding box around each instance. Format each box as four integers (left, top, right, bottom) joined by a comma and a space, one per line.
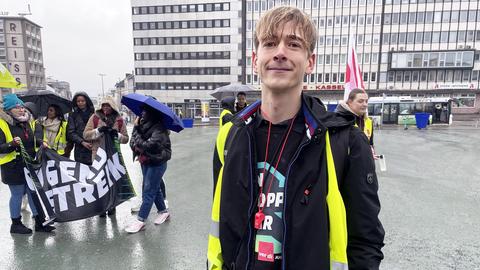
253, 112, 304, 270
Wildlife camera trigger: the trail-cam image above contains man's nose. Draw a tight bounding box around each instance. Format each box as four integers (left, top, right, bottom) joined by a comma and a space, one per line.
273, 43, 287, 62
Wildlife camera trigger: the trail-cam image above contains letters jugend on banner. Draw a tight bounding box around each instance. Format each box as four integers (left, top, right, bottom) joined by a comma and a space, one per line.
22, 135, 135, 223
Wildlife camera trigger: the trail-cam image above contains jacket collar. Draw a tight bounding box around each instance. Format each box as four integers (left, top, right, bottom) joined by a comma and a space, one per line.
232, 94, 327, 139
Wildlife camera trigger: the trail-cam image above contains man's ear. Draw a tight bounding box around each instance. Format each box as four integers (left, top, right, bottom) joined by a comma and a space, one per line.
305, 53, 316, 74
252, 51, 258, 74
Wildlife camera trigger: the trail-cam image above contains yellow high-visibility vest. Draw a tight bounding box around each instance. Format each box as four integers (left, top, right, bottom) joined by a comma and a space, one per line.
43, 120, 68, 155
0, 118, 37, 165
218, 109, 233, 128
207, 123, 348, 269
363, 117, 373, 141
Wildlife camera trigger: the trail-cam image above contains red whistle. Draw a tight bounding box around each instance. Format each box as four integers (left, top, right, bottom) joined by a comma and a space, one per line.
254, 211, 265, 230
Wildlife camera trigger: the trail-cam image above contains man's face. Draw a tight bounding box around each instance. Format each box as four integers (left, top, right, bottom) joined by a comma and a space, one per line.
347, 93, 369, 116
76, 96, 86, 109
237, 94, 246, 106
253, 21, 315, 93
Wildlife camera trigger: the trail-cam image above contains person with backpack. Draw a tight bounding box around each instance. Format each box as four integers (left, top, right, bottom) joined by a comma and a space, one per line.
83, 96, 129, 217
67, 92, 95, 165
207, 7, 384, 270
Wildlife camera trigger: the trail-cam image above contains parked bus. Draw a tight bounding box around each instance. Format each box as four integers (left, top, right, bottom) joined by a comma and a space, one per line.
368, 96, 452, 125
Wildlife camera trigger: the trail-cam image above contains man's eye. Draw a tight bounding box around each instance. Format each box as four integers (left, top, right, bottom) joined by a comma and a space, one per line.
264, 41, 276, 47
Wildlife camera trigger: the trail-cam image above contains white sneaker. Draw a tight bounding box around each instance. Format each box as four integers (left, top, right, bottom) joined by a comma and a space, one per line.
154, 212, 170, 225
125, 219, 145, 233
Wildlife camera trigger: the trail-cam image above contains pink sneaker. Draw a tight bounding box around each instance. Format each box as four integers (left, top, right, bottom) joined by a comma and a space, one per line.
154, 212, 170, 225
125, 219, 145, 233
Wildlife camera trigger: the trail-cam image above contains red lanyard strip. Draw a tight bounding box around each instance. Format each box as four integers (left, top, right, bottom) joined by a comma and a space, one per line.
258, 115, 297, 213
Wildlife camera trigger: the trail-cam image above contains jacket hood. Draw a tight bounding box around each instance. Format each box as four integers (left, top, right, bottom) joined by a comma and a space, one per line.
72, 91, 94, 113
335, 101, 358, 117
231, 94, 354, 133
96, 96, 119, 114
0, 108, 13, 125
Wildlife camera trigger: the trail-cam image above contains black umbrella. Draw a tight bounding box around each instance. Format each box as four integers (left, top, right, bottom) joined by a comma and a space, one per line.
17, 90, 72, 117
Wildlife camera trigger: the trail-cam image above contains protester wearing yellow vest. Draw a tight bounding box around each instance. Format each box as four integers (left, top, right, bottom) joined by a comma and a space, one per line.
208, 7, 384, 270
219, 96, 235, 128
42, 104, 68, 156
0, 94, 55, 234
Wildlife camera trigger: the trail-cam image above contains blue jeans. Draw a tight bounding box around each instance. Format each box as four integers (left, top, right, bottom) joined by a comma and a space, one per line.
138, 162, 167, 221
9, 184, 38, 219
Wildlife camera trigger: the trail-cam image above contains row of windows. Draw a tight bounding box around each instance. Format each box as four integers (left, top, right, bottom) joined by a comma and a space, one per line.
384, 10, 480, 25
247, 0, 383, 12
318, 34, 380, 47
132, 3, 229, 15
386, 0, 477, 4
134, 35, 230, 46
133, 19, 230, 31
391, 51, 474, 69
247, 52, 386, 66
135, 67, 231, 76
136, 82, 229, 90
135, 51, 231, 61
383, 30, 480, 45
249, 69, 479, 85
386, 69, 479, 83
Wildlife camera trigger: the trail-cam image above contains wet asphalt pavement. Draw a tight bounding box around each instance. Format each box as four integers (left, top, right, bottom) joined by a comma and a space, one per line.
0, 125, 479, 270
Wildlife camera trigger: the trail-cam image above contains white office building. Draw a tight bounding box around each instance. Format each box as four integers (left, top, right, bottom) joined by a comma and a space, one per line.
245, 0, 480, 121
131, 0, 243, 118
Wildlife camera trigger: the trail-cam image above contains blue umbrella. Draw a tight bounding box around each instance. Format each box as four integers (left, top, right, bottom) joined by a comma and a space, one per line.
121, 93, 184, 132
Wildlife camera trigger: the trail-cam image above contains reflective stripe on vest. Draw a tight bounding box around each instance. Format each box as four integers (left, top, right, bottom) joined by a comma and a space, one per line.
207, 124, 348, 269
0, 119, 17, 165
43, 120, 68, 155
218, 109, 233, 128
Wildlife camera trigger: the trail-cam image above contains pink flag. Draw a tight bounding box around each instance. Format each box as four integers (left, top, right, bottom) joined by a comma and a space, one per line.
344, 35, 365, 101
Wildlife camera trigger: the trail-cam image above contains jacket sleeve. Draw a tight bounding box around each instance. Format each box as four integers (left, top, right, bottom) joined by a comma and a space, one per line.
83, 115, 100, 141
117, 117, 129, 144
340, 128, 385, 270
136, 128, 171, 161
67, 115, 84, 145
129, 126, 138, 151
0, 128, 16, 153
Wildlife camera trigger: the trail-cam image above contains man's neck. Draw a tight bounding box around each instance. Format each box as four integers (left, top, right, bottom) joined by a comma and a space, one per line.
261, 89, 301, 124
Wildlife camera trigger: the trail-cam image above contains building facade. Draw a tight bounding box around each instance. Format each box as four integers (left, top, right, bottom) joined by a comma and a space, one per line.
46, 77, 72, 100
245, 0, 480, 115
131, 0, 243, 118
0, 16, 46, 93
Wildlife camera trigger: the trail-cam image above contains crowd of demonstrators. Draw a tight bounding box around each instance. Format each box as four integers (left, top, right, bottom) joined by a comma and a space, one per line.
0, 94, 55, 234
208, 6, 384, 270
83, 96, 129, 217
125, 105, 171, 233
67, 92, 95, 165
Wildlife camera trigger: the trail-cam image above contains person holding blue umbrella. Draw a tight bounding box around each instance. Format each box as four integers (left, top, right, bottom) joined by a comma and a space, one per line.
125, 105, 172, 233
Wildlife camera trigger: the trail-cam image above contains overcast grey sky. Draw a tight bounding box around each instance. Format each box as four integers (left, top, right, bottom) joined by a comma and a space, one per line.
4, 0, 134, 98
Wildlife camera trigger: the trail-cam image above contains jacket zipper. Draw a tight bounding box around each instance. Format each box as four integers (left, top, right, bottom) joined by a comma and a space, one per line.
281, 139, 310, 270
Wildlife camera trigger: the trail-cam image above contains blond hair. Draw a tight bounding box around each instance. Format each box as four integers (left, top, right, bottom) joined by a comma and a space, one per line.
254, 6, 317, 55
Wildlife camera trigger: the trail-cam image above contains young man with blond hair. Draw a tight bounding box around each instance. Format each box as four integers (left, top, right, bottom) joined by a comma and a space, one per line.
208, 6, 384, 270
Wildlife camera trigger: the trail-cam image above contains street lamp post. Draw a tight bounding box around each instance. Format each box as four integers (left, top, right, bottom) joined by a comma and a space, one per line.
98, 73, 106, 97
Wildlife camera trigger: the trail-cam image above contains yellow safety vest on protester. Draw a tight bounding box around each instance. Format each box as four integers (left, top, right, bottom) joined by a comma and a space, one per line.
218, 109, 233, 128
43, 120, 68, 155
207, 123, 348, 270
0, 118, 37, 165
363, 117, 373, 141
